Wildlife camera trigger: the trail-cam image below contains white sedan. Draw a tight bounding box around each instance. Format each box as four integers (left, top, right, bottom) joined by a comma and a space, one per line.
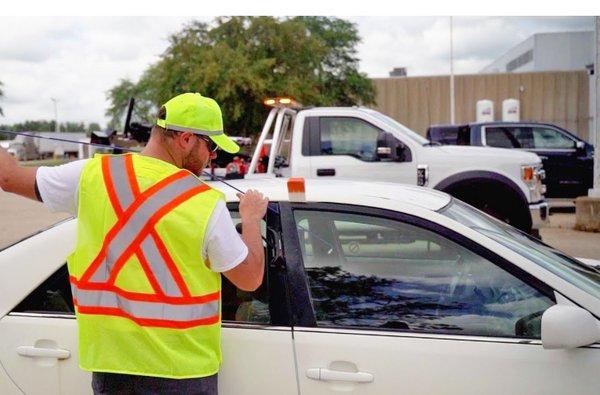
0, 178, 599, 395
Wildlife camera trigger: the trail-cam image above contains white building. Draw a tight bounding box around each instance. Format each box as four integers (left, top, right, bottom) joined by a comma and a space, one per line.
480, 31, 596, 142
480, 31, 594, 74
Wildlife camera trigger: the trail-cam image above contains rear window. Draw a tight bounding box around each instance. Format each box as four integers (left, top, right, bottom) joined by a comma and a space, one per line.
428, 125, 471, 145
428, 126, 458, 145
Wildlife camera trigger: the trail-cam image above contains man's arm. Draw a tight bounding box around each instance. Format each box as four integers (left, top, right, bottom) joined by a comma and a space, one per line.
0, 147, 39, 201
223, 190, 269, 292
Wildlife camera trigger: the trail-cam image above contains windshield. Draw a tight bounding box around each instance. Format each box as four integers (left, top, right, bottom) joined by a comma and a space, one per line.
367, 110, 430, 145
440, 199, 600, 299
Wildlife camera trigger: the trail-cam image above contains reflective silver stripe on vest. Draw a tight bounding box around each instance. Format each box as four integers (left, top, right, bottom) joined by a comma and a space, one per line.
73, 287, 219, 322
90, 166, 200, 286
109, 155, 135, 210
164, 123, 223, 136
104, 156, 184, 297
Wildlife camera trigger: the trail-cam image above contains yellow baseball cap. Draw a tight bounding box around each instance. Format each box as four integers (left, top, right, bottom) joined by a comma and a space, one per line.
156, 93, 240, 154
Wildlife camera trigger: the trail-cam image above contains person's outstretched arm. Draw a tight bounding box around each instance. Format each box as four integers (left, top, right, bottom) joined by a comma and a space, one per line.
0, 147, 39, 201
223, 190, 269, 291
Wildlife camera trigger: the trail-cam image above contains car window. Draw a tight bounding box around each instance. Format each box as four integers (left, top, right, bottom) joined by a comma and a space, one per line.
12, 264, 74, 314
485, 126, 533, 149
12, 213, 271, 325
293, 209, 554, 338
531, 127, 575, 149
223, 209, 270, 324
320, 117, 383, 162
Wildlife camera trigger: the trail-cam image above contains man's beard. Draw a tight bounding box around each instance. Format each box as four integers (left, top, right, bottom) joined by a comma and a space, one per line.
182, 139, 208, 176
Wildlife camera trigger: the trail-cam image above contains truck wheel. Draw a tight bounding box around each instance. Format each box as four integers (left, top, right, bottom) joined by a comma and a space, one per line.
446, 182, 532, 233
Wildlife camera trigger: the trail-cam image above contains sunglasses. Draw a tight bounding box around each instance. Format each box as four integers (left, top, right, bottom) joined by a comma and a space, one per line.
196, 135, 218, 153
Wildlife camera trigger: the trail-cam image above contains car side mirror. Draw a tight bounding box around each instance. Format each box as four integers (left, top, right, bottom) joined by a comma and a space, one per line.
541, 304, 600, 350
575, 140, 586, 154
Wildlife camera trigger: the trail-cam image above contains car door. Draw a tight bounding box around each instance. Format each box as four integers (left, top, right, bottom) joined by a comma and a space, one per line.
280, 203, 599, 394
219, 203, 297, 395
307, 116, 416, 185
0, 204, 297, 395
0, 264, 87, 395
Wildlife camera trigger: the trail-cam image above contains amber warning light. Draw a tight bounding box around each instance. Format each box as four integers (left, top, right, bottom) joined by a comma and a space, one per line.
263, 97, 299, 108
287, 178, 306, 202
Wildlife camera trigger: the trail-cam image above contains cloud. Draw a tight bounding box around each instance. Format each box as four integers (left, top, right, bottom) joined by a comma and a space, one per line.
0, 16, 594, 126
352, 16, 593, 77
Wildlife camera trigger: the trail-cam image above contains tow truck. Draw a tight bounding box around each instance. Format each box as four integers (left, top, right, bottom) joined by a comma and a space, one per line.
245, 97, 549, 235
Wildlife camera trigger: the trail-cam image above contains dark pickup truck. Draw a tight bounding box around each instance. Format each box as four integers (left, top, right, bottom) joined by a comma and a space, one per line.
427, 122, 593, 199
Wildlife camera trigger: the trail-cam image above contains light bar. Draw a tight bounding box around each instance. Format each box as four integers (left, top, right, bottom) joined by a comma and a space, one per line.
263, 97, 299, 108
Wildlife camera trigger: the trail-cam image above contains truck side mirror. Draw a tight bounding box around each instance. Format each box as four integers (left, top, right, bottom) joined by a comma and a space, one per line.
395, 141, 412, 162
541, 304, 600, 350
378, 133, 412, 162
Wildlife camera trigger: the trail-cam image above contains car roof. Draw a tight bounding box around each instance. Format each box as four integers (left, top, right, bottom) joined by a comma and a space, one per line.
207, 178, 452, 212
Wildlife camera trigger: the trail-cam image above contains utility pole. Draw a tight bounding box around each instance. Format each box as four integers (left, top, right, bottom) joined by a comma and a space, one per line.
50, 98, 59, 133
592, 16, 600, 197
576, 16, 600, 231
450, 16, 456, 125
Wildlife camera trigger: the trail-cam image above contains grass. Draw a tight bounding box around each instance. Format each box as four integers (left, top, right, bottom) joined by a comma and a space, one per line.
20, 158, 73, 167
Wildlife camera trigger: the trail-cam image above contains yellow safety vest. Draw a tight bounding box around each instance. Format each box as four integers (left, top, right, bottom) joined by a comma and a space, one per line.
67, 153, 224, 378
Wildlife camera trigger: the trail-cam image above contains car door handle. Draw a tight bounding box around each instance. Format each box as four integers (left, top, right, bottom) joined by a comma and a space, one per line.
317, 168, 336, 176
538, 156, 548, 160
306, 368, 374, 383
16, 345, 70, 360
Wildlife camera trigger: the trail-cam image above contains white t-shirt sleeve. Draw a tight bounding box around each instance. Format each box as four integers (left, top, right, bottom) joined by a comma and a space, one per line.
202, 200, 248, 273
36, 159, 88, 215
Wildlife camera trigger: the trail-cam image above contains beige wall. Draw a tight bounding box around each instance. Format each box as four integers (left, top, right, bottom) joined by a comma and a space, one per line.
371, 70, 591, 140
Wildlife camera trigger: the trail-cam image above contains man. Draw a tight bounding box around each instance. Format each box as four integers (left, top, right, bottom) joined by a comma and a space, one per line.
0, 92, 268, 394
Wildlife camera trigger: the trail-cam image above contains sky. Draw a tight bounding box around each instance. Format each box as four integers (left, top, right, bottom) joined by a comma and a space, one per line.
0, 16, 594, 127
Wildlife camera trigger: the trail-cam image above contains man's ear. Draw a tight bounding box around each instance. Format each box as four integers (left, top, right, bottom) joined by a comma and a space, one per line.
178, 132, 195, 150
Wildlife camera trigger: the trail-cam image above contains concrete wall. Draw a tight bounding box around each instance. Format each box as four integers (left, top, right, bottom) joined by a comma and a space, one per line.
371, 70, 591, 140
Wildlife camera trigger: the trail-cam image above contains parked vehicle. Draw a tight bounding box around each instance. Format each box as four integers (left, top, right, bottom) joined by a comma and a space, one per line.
245, 99, 548, 234
427, 122, 594, 199
0, 178, 598, 395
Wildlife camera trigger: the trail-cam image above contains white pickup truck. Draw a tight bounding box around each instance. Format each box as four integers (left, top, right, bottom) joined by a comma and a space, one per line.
246, 99, 548, 234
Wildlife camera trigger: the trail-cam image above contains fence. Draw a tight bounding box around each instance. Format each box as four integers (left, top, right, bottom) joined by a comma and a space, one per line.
371, 70, 591, 140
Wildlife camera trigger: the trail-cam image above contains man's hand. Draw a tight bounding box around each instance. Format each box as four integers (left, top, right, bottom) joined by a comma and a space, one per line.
223, 190, 269, 291
0, 146, 39, 201
237, 189, 269, 223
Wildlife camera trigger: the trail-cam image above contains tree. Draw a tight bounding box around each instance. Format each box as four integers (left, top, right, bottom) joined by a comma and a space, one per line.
106, 17, 374, 136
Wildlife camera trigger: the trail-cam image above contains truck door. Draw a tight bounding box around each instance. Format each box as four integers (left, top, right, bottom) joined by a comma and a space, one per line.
306, 116, 417, 184
529, 126, 583, 198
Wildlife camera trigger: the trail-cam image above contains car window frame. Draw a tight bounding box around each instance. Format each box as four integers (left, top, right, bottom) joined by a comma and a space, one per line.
224, 202, 292, 327
279, 202, 556, 336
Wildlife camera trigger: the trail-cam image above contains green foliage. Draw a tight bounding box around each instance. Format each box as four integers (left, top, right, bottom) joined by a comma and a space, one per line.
0, 120, 103, 139
106, 17, 374, 136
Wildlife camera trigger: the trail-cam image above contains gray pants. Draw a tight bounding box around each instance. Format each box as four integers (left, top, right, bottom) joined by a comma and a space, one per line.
92, 372, 218, 395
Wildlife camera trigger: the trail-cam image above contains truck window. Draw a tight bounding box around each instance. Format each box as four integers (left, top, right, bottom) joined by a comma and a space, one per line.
319, 117, 382, 162
485, 127, 533, 149
531, 127, 575, 149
